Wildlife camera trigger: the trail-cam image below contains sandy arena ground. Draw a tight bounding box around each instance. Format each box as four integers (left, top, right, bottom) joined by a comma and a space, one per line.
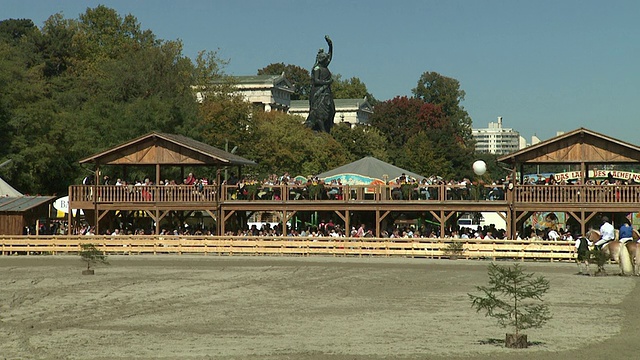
0, 255, 638, 360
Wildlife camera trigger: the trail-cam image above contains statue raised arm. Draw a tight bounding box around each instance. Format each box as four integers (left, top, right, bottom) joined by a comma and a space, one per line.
324, 35, 333, 65
304, 35, 336, 133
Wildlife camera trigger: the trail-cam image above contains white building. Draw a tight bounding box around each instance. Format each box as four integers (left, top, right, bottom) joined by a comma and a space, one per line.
519, 134, 542, 149
289, 97, 373, 127
196, 73, 295, 112
196, 74, 373, 125
473, 117, 520, 155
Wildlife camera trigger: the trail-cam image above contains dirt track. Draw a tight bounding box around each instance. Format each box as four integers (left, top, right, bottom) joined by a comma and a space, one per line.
0, 255, 637, 360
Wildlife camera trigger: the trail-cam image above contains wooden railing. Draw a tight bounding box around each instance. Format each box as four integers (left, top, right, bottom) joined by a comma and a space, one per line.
69, 185, 217, 203
69, 184, 640, 205
69, 183, 505, 204
514, 185, 640, 203
0, 235, 576, 261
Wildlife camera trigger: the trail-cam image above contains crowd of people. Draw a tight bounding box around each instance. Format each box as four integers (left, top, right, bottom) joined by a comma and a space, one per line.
82, 170, 638, 204
70, 170, 640, 239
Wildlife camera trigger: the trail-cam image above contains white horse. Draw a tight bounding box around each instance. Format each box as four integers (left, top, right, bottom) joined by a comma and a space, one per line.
586, 229, 634, 275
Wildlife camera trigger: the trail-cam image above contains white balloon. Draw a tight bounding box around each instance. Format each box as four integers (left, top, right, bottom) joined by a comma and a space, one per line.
473, 160, 487, 176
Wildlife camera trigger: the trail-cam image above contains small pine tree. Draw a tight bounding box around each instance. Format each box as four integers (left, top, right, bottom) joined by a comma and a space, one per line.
79, 243, 109, 272
468, 263, 551, 348
444, 241, 465, 257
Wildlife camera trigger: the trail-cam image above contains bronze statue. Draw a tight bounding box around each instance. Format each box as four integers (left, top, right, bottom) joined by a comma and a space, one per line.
305, 35, 335, 133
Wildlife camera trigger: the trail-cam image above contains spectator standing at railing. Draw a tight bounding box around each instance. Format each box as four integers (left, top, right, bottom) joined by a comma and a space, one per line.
194, 178, 204, 193
184, 172, 196, 185
279, 172, 291, 184
82, 174, 95, 185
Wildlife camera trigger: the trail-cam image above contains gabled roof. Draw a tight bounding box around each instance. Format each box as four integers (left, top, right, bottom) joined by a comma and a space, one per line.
0, 176, 22, 197
317, 157, 425, 184
0, 196, 55, 212
79, 132, 257, 166
334, 98, 374, 113
498, 127, 640, 165
224, 74, 294, 93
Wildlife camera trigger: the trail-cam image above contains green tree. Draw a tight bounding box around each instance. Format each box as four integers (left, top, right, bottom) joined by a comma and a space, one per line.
468, 263, 552, 348
193, 92, 253, 151
76, 5, 157, 60
79, 243, 109, 274
396, 132, 451, 178
331, 75, 377, 103
331, 123, 388, 161
246, 111, 349, 178
193, 50, 230, 89
0, 18, 37, 43
0, 6, 203, 194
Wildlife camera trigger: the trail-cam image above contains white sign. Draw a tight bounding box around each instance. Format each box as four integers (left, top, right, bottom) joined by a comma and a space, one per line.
53, 196, 83, 216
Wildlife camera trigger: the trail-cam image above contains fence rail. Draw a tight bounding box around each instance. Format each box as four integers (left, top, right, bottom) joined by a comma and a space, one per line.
0, 236, 576, 261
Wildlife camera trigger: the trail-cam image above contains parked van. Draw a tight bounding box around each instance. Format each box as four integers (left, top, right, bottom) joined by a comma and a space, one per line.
457, 212, 506, 230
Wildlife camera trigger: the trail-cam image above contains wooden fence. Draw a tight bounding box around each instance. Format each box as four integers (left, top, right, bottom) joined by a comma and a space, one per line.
0, 236, 577, 261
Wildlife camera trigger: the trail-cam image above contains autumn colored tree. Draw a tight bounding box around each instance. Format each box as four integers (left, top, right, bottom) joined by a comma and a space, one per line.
370, 95, 474, 179
412, 71, 473, 145
369, 96, 445, 149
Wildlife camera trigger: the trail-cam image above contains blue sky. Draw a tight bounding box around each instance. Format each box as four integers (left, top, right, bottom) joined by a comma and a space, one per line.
4, 0, 640, 143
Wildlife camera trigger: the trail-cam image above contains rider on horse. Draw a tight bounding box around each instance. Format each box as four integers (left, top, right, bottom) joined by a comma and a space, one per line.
595, 216, 615, 249
619, 221, 634, 244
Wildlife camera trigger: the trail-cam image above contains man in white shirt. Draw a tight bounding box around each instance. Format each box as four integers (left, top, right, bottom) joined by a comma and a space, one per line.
595, 216, 615, 248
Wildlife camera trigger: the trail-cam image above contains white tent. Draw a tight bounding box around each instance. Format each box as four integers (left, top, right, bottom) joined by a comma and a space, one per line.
0, 176, 22, 197
316, 156, 424, 185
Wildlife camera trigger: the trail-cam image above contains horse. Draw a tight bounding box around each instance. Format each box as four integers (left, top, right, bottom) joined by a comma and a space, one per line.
586, 229, 634, 275
623, 229, 640, 275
